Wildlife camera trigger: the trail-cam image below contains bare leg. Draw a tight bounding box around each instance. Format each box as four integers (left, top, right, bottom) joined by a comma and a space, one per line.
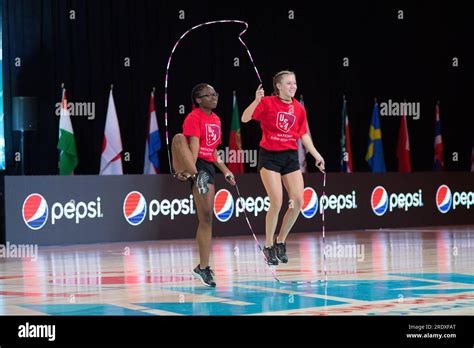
277, 170, 304, 243
171, 134, 198, 179
192, 183, 215, 268
259, 168, 283, 247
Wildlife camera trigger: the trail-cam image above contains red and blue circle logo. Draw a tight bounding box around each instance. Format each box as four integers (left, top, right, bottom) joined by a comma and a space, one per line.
214, 189, 234, 222
436, 185, 452, 213
22, 194, 49, 230
371, 186, 388, 216
123, 191, 147, 226
301, 187, 318, 219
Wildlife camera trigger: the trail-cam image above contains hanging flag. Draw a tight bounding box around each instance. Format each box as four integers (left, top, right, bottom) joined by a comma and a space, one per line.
365, 101, 386, 172
471, 146, 474, 172
341, 96, 353, 173
57, 86, 78, 175
297, 95, 311, 173
227, 91, 244, 173
434, 102, 444, 170
396, 108, 411, 172
144, 89, 161, 174
100, 88, 123, 175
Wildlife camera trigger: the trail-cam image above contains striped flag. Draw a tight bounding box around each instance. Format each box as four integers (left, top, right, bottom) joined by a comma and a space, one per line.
100, 88, 123, 175
57, 87, 78, 175
341, 96, 353, 173
227, 91, 244, 173
297, 95, 311, 173
434, 102, 444, 170
396, 110, 411, 172
365, 101, 386, 172
144, 89, 161, 174
471, 146, 474, 172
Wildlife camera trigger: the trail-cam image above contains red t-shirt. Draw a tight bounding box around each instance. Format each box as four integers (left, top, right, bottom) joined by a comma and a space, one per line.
182, 108, 222, 162
252, 96, 308, 151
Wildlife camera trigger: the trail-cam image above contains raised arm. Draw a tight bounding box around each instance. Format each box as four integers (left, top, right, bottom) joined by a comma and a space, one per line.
241, 84, 264, 123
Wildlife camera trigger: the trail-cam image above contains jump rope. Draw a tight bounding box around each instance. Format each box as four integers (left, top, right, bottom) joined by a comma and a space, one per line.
163, 20, 328, 284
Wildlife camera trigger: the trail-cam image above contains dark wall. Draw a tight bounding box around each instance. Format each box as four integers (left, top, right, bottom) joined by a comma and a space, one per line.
2, 0, 473, 175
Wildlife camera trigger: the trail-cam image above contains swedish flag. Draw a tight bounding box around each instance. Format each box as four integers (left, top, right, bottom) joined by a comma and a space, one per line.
365, 103, 386, 172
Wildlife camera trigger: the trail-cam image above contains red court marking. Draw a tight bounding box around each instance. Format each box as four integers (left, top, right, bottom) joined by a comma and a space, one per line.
48, 271, 125, 276
0, 276, 26, 280
0, 291, 96, 298
212, 268, 378, 275
49, 275, 193, 285
286, 294, 474, 315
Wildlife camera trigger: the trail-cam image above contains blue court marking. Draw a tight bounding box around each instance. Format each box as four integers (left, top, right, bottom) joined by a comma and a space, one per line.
238, 279, 474, 302
20, 304, 154, 316
136, 285, 345, 315
16, 274, 474, 316
389, 273, 474, 284
367, 300, 474, 316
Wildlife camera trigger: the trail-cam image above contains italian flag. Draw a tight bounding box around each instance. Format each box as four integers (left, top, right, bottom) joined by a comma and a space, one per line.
57, 88, 78, 175
227, 91, 244, 173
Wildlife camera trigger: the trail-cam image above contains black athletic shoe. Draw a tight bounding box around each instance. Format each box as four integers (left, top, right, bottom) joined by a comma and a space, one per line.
263, 246, 279, 266
192, 265, 216, 287
274, 241, 288, 263
195, 170, 210, 195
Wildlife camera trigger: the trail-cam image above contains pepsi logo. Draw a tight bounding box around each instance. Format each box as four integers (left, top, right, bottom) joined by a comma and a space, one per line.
371, 186, 388, 216
22, 194, 49, 230
214, 189, 234, 222
123, 191, 147, 226
301, 187, 318, 218
436, 185, 452, 213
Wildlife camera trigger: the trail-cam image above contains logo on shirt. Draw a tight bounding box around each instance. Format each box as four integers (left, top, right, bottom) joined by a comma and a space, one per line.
206, 124, 221, 146
276, 112, 296, 133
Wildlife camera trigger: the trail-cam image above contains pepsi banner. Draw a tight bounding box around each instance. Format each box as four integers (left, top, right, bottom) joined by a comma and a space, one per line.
2, 173, 473, 245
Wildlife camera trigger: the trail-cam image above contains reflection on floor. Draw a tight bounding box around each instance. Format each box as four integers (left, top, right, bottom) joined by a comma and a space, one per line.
1, 226, 473, 315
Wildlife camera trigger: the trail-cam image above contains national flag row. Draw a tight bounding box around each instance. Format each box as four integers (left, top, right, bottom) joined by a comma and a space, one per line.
57, 86, 244, 175
58, 85, 161, 175
57, 86, 464, 175
360, 99, 445, 173
297, 96, 449, 173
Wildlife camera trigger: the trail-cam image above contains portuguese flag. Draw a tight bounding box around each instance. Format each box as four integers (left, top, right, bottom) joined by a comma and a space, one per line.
227, 91, 244, 173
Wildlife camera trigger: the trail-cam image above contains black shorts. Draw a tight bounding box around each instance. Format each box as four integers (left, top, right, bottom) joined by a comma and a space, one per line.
258, 148, 300, 175
190, 158, 216, 189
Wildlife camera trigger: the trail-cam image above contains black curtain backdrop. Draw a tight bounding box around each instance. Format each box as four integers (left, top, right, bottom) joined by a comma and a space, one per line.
2, 0, 473, 175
